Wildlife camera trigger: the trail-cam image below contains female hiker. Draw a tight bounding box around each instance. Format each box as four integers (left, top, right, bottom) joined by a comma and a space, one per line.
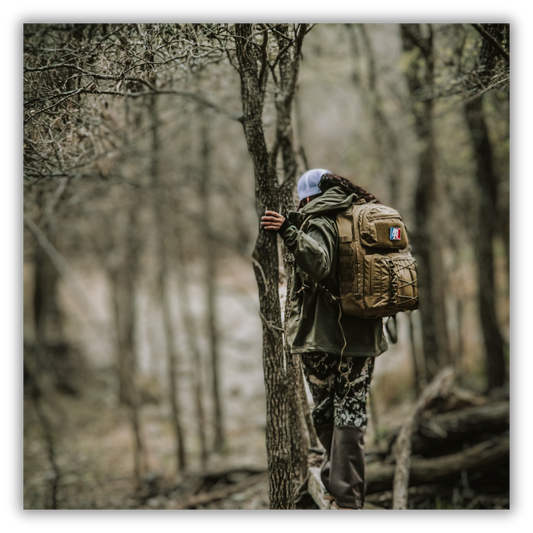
261, 168, 388, 510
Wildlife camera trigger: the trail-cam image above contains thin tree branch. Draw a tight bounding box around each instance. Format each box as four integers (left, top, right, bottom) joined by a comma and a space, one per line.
471, 24, 510, 63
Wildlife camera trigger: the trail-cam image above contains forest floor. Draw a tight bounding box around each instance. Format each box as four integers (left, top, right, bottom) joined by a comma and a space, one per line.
23, 260, 507, 511
24, 366, 509, 511
23, 366, 272, 510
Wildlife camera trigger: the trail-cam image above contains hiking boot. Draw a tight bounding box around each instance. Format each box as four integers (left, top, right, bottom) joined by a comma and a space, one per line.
328, 425, 366, 510
332, 501, 360, 510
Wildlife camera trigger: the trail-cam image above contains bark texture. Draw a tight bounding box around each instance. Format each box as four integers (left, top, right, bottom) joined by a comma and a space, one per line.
234, 23, 294, 509
273, 24, 310, 489
464, 95, 506, 391
149, 94, 187, 472
400, 23, 451, 379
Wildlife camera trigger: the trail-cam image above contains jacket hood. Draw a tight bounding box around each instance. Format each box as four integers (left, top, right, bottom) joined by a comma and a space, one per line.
301, 186, 357, 216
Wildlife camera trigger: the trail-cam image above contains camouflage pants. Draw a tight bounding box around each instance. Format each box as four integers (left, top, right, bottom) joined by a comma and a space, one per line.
301, 353, 375, 428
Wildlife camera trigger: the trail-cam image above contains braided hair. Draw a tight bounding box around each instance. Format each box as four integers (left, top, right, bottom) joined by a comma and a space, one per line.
319, 173, 381, 204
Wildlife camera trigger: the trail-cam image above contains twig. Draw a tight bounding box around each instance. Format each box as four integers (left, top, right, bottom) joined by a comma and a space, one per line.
258, 311, 285, 338
251, 256, 268, 290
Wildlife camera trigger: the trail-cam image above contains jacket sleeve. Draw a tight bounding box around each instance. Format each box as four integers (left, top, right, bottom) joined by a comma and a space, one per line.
280, 217, 336, 282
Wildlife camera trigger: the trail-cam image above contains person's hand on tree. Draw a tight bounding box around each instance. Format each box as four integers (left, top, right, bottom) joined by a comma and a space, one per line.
261, 210, 286, 232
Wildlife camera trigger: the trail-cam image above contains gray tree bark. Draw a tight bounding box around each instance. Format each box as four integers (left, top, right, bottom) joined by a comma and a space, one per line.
149, 93, 187, 472
272, 24, 311, 489
198, 110, 225, 454
400, 23, 451, 379
464, 96, 506, 391
233, 23, 308, 509
109, 206, 148, 480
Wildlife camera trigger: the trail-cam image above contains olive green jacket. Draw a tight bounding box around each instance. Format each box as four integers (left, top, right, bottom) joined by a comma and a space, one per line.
281, 187, 388, 358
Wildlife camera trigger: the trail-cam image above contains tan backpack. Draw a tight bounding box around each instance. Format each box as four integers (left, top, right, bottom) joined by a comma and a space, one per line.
335, 200, 419, 318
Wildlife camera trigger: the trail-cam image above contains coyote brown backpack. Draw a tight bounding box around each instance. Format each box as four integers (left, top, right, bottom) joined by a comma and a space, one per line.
335, 200, 419, 318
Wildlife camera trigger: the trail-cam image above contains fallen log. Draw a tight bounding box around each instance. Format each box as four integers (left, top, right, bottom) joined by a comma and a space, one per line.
414, 400, 509, 454
438, 385, 491, 411
384, 400, 510, 456
367, 435, 509, 495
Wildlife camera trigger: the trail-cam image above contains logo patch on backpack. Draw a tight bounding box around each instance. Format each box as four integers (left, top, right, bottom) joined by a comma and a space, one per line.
389, 227, 401, 241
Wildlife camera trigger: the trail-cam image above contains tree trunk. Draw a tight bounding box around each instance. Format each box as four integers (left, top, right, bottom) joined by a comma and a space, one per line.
272, 24, 310, 490
198, 110, 225, 454
400, 23, 451, 379
33, 246, 63, 348
234, 23, 295, 509
174, 234, 209, 467
464, 96, 506, 391
109, 205, 148, 480
407, 312, 424, 394
31, 188, 65, 389
149, 94, 187, 472
110, 259, 135, 406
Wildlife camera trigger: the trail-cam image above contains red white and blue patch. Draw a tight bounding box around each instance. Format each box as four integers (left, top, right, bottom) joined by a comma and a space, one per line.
389, 227, 402, 241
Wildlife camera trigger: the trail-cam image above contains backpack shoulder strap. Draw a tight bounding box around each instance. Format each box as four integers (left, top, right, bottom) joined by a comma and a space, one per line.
336, 206, 354, 243
336, 200, 366, 242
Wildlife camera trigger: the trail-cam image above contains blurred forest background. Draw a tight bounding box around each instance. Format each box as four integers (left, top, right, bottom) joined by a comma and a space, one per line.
23, 23, 509, 510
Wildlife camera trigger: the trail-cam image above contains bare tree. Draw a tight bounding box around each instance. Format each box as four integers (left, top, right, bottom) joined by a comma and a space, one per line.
147, 91, 188, 472
23, 22, 240, 480
400, 23, 451, 379
463, 24, 509, 391
233, 23, 309, 509
271, 25, 312, 488
198, 109, 225, 454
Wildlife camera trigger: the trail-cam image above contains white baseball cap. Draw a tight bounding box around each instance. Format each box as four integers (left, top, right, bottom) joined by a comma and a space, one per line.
297, 168, 330, 201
